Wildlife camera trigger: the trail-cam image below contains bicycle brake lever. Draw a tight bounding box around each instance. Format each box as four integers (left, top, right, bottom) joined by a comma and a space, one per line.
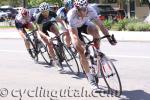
111, 34, 117, 43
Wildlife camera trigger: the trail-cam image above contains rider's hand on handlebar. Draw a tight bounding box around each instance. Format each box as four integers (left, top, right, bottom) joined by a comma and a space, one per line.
107, 35, 117, 45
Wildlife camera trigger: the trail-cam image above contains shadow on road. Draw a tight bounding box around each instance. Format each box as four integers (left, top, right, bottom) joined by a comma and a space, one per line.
120, 90, 150, 100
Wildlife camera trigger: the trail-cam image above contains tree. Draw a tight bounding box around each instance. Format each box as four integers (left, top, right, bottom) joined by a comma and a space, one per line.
28, 0, 63, 7
0, 0, 63, 8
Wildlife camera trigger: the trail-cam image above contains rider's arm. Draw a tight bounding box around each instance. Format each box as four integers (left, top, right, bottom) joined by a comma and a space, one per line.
36, 23, 49, 38
88, 6, 110, 36
89, 6, 116, 45
92, 18, 110, 36
34, 13, 49, 38
92, 18, 116, 45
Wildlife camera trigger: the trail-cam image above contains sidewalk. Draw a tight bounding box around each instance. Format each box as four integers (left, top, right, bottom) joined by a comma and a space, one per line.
0, 28, 150, 42
0, 28, 21, 39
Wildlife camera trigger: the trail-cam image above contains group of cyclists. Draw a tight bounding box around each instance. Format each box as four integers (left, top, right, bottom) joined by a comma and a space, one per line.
15, 0, 117, 90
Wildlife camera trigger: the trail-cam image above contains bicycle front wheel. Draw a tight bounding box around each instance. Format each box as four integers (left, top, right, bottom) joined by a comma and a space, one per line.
61, 33, 77, 56
100, 56, 122, 97
62, 45, 80, 76
27, 38, 38, 61
39, 42, 52, 65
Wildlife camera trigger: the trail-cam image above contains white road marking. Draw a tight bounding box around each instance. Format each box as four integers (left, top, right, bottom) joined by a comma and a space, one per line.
108, 55, 150, 59
0, 50, 26, 53
0, 49, 150, 59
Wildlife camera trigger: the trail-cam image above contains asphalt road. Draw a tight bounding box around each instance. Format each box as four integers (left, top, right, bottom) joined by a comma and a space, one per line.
0, 39, 150, 100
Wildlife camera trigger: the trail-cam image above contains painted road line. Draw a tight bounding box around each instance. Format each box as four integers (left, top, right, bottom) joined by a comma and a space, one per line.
0, 49, 150, 59
0, 50, 26, 53
108, 55, 150, 59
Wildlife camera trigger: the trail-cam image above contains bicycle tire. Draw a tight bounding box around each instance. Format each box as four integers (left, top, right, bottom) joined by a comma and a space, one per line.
62, 45, 80, 76
27, 36, 38, 61
39, 42, 52, 65
100, 55, 122, 97
61, 34, 77, 56
53, 44, 64, 69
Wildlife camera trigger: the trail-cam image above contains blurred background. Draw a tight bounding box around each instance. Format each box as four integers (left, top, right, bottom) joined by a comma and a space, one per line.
0, 0, 149, 31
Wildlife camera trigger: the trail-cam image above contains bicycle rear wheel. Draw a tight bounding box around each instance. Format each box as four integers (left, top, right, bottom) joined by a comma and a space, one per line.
100, 55, 122, 97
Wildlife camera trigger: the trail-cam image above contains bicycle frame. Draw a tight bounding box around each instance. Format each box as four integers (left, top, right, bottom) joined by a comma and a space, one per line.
84, 35, 122, 96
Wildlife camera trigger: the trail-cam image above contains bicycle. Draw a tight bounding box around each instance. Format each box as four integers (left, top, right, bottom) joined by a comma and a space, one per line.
84, 34, 122, 97
49, 33, 80, 76
24, 29, 51, 64
61, 33, 95, 57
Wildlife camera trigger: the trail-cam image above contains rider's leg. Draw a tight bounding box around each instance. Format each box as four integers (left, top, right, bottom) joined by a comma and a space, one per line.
57, 22, 71, 47
23, 22, 35, 49
41, 22, 58, 61
70, 32, 98, 89
63, 31, 71, 48
71, 33, 90, 72
87, 22, 100, 49
40, 34, 56, 61
15, 21, 30, 49
18, 30, 30, 49
49, 24, 60, 36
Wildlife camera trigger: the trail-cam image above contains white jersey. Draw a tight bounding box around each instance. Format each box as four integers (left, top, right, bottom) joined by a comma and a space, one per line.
67, 5, 98, 28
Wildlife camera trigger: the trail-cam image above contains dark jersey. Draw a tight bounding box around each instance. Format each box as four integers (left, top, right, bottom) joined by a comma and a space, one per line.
35, 11, 57, 25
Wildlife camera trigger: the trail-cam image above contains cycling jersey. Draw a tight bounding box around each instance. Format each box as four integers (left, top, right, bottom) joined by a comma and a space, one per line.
35, 11, 57, 25
15, 13, 35, 29
34, 11, 57, 35
56, 7, 68, 22
67, 5, 98, 28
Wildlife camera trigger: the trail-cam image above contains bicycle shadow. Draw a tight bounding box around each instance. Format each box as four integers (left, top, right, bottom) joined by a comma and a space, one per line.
120, 90, 150, 100
35, 61, 54, 68
59, 70, 86, 79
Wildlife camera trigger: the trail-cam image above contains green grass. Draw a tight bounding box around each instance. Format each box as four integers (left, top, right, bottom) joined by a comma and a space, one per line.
0, 26, 15, 28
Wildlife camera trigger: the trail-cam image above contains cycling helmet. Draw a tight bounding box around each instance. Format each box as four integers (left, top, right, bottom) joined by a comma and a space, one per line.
64, 0, 73, 9
74, 0, 88, 8
39, 2, 50, 12
21, 8, 29, 17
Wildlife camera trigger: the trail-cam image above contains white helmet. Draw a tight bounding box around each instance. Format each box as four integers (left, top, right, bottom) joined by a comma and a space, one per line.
74, 0, 88, 8
39, 2, 50, 12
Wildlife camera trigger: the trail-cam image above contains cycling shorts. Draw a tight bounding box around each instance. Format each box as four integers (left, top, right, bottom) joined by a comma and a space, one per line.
77, 22, 94, 42
42, 21, 54, 36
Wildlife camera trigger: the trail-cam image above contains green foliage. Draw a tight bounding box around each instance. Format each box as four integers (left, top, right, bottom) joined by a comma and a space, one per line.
110, 18, 150, 31
127, 22, 150, 31
28, 0, 63, 7
0, 0, 63, 8
116, 18, 129, 30
126, 23, 135, 31
134, 22, 150, 31
103, 19, 113, 30
111, 23, 122, 31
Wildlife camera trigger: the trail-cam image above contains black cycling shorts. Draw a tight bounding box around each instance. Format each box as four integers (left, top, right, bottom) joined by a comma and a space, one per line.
42, 21, 54, 36
77, 24, 88, 42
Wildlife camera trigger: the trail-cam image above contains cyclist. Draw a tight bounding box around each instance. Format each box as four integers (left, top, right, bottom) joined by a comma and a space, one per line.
67, 0, 116, 89
15, 8, 36, 58
34, 2, 63, 69
56, 0, 73, 48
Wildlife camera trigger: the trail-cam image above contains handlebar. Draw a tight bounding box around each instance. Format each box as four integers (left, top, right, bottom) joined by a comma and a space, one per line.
86, 34, 117, 45
87, 35, 111, 45
27, 29, 38, 36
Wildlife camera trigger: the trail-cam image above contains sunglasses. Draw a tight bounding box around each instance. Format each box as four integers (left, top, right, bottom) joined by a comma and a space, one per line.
78, 7, 87, 12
